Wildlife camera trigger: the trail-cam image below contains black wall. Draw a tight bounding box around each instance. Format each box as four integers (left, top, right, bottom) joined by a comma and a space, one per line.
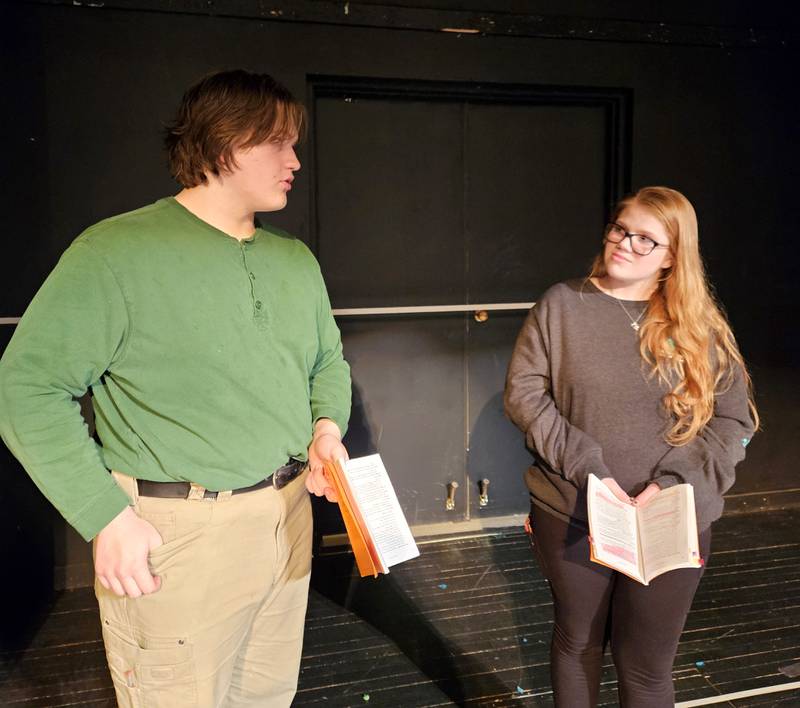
1, 0, 798, 613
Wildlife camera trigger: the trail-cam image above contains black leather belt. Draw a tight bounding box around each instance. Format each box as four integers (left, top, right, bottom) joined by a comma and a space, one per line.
136, 459, 305, 499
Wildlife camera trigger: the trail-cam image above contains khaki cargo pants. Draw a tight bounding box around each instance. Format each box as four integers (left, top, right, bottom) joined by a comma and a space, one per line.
95, 469, 312, 707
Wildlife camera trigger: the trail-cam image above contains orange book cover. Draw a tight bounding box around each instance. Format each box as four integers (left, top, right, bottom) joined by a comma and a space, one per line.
324, 460, 385, 577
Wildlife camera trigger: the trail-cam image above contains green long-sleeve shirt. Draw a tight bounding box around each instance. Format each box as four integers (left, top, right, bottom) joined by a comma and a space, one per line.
0, 197, 351, 541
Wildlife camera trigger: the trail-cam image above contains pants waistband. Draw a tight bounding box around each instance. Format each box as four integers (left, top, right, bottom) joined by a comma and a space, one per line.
135, 459, 306, 500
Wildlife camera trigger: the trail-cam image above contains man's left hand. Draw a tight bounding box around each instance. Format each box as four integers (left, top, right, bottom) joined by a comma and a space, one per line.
306, 419, 348, 502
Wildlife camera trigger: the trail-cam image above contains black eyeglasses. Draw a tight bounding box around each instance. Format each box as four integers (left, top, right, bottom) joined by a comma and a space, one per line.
604, 223, 669, 256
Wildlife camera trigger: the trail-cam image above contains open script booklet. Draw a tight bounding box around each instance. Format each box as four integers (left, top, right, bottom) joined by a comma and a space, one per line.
587, 473, 702, 585
324, 454, 420, 578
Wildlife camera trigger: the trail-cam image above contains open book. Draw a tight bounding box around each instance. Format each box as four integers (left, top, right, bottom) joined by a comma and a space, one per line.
587, 473, 701, 585
324, 454, 420, 578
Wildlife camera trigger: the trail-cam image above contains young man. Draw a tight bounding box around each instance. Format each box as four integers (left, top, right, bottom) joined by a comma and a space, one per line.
0, 70, 350, 706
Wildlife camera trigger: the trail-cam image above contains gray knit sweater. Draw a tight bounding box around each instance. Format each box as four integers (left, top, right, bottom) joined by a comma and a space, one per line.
504, 279, 754, 531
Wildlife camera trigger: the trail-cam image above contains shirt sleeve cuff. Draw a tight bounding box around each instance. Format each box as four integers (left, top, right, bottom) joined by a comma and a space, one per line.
569, 449, 611, 487
651, 474, 682, 490
312, 409, 350, 439
67, 480, 132, 542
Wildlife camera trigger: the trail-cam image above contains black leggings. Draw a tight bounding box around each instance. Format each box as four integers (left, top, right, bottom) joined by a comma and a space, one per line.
529, 504, 711, 708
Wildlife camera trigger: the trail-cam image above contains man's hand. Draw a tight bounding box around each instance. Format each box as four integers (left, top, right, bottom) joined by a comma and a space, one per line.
95, 506, 163, 598
306, 419, 348, 502
601, 477, 634, 504
633, 482, 661, 508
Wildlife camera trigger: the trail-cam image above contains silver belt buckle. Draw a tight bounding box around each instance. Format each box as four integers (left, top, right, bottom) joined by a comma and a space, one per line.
273, 461, 303, 490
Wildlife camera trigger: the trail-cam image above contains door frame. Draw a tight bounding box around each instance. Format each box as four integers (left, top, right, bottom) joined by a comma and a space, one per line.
307, 74, 633, 256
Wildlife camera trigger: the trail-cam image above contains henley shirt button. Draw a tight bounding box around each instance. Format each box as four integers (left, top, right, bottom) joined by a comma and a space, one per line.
255, 300, 262, 309
249, 272, 255, 280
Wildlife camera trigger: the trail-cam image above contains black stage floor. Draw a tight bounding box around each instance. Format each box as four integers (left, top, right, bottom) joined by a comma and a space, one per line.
2, 508, 799, 707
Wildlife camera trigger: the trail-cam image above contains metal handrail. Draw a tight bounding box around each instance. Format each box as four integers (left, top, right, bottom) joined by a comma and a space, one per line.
331, 302, 534, 316
0, 303, 535, 325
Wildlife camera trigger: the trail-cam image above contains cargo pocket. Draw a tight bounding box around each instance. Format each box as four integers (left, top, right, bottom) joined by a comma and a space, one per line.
101, 617, 196, 708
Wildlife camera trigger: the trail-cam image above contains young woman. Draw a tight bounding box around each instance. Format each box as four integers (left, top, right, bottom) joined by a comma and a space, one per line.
504, 186, 758, 707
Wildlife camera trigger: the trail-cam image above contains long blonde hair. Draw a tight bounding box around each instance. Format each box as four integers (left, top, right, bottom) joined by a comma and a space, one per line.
590, 186, 759, 445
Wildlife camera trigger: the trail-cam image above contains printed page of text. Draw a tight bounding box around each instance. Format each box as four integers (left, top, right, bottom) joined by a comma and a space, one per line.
587, 474, 642, 581
342, 454, 420, 568
639, 485, 698, 582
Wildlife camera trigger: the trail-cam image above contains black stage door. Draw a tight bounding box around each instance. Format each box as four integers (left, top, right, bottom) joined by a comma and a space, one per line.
313, 78, 629, 524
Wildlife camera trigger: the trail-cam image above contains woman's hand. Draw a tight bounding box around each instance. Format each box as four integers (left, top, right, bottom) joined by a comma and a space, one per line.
601, 477, 633, 504
633, 482, 661, 507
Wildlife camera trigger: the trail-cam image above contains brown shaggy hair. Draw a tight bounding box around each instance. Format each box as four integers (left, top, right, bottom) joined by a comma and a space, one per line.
164, 70, 305, 188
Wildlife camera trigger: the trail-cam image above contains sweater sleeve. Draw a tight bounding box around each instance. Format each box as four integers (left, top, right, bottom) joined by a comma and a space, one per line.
650, 365, 755, 500
308, 265, 351, 438
504, 304, 611, 486
0, 241, 132, 541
